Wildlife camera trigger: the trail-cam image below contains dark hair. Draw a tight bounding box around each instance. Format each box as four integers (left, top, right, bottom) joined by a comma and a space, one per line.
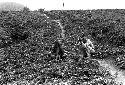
78, 33, 87, 44
82, 37, 87, 43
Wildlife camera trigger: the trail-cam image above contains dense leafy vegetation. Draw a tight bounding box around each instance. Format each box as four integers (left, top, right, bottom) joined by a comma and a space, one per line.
1, 9, 125, 84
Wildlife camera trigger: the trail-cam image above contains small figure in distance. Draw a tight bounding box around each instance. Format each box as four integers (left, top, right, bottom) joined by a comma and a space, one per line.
78, 33, 95, 54
82, 37, 95, 58
51, 40, 65, 62
78, 35, 95, 61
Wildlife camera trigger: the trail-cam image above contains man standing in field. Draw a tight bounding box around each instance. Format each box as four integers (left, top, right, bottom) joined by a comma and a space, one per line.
78, 36, 95, 60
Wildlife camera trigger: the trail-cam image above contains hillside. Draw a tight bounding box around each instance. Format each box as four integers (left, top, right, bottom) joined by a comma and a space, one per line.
0, 2, 25, 11
0, 9, 125, 84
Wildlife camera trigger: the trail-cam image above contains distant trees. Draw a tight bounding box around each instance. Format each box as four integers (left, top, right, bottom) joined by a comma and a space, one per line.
38, 8, 45, 14
22, 7, 30, 13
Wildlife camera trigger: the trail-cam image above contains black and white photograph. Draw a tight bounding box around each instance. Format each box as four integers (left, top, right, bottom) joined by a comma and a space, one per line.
0, 0, 125, 85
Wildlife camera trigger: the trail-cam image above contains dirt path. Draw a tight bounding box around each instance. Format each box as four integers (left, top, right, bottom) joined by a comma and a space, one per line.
98, 59, 125, 85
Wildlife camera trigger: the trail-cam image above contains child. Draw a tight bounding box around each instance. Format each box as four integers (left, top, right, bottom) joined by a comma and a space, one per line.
82, 38, 95, 58
78, 36, 95, 61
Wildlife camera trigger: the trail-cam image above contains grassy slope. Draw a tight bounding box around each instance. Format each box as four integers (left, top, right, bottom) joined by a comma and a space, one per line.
1, 9, 125, 84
